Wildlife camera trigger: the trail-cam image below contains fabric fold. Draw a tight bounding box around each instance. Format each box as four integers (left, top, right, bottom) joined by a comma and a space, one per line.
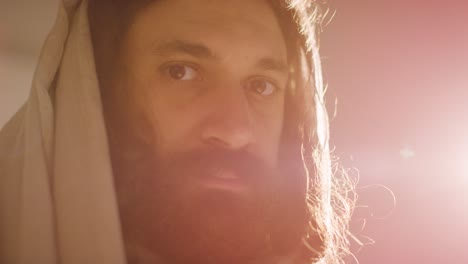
0, 1, 126, 263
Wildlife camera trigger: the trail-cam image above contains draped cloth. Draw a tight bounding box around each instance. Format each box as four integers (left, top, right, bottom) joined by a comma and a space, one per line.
0, 0, 126, 263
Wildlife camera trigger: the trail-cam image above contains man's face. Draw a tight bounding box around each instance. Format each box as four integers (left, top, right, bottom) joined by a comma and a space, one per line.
120, 0, 287, 165
110, 0, 294, 263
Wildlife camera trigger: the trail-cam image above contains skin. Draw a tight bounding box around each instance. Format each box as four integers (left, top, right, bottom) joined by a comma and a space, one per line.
104, 0, 297, 263
118, 0, 288, 167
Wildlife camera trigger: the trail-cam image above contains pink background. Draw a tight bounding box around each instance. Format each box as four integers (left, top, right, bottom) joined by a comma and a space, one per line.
322, 0, 468, 263
1, 0, 467, 263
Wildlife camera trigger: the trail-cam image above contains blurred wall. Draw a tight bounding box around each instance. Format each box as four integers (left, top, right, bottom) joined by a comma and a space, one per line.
322, 1, 468, 263
0, 0, 57, 127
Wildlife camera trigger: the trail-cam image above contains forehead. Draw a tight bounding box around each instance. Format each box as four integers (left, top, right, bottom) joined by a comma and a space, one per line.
126, 0, 287, 63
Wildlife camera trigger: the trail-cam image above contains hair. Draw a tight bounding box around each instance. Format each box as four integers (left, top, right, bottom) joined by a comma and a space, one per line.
88, 1, 356, 263
270, 1, 357, 263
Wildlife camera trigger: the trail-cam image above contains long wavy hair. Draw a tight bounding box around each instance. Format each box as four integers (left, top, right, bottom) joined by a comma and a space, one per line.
89, 1, 356, 263
276, 1, 356, 263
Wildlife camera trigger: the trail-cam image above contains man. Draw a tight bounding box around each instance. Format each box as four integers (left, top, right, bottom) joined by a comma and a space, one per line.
0, 0, 354, 264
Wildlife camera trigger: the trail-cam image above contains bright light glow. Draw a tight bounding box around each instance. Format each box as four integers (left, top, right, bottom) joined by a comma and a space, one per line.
399, 146, 415, 159
456, 141, 468, 181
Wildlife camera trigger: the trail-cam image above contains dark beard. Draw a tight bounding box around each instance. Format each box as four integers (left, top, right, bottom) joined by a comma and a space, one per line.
113, 143, 308, 264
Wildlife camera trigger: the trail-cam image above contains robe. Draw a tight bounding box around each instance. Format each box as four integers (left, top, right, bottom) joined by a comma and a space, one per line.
0, 1, 126, 263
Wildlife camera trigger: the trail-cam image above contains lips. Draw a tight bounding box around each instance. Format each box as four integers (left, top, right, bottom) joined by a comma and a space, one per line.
197, 168, 250, 194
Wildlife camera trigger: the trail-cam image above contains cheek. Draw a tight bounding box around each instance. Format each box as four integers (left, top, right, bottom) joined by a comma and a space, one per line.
255, 108, 285, 166
122, 62, 200, 153
143, 89, 203, 154
154, 112, 199, 152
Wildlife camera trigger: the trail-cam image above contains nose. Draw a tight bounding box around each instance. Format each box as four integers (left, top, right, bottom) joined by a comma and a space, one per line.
201, 88, 256, 150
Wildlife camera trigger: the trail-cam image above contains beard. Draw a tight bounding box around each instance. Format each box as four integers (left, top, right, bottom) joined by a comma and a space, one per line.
112, 141, 308, 264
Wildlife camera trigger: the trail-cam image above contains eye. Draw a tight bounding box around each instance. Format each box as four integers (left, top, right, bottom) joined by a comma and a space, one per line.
246, 78, 278, 96
165, 64, 199, 81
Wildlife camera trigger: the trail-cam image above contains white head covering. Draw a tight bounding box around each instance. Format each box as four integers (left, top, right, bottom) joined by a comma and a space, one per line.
0, 1, 126, 263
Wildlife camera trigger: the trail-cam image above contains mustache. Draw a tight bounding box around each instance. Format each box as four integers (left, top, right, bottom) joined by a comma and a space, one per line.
154, 148, 278, 184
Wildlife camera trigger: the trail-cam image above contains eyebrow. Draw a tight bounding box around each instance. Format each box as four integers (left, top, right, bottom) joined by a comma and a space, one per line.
255, 57, 289, 75
153, 39, 289, 74
153, 39, 217, 59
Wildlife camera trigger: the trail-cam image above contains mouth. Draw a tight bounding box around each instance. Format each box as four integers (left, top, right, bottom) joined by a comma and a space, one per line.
197, 169, 250, 194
